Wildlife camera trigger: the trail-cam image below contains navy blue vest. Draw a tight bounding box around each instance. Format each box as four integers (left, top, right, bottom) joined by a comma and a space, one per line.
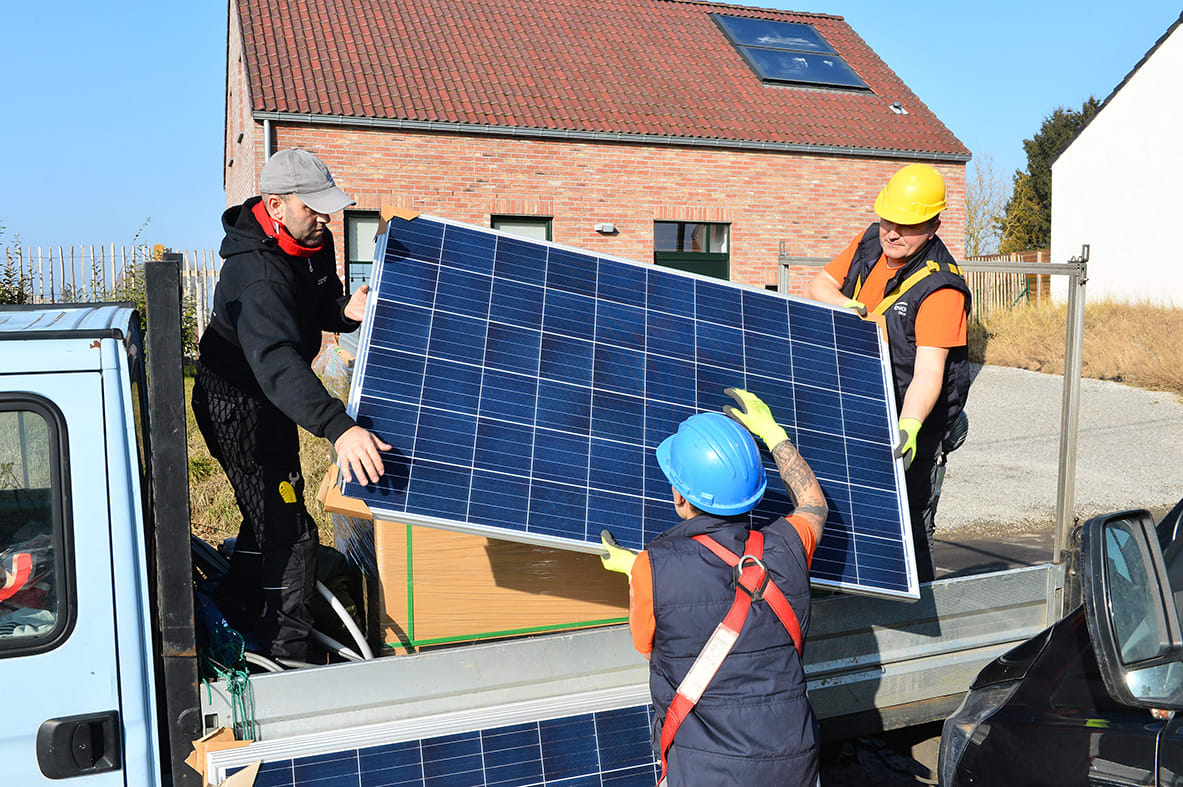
840, 223, 972, 458
648, 514, 818, 786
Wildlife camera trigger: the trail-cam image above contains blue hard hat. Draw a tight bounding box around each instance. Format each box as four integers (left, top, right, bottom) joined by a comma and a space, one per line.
656, 412, 766, 516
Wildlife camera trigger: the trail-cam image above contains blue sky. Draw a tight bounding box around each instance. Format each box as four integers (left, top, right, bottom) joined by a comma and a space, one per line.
1, 1, 1179, 254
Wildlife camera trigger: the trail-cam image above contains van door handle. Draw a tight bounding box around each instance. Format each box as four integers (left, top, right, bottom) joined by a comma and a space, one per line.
36, 711, 122, 779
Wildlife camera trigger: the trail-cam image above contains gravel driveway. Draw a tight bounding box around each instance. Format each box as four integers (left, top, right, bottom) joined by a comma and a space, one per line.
937, 364, 1183, 535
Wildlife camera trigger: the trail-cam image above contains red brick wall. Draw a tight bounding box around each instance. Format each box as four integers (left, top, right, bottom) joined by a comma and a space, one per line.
224, 0, 260, 210
233, 121, 965, 295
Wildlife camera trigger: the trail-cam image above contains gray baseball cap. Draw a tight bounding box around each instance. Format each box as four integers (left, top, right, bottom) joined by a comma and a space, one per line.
259, 148, 355, 215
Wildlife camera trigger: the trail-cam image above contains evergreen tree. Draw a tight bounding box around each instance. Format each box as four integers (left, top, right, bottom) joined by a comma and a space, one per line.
1000, 97, 1101, 252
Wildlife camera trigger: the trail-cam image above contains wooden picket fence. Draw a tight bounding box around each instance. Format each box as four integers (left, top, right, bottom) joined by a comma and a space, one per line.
2, 244, 219, 339
962, 249, 1051, 323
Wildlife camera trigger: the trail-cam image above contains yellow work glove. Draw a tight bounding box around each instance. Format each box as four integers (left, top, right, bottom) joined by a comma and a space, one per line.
600, 530, 637, 577
723, 387, 789, 451
894, 416, 922, 470
842, 298, 868, 318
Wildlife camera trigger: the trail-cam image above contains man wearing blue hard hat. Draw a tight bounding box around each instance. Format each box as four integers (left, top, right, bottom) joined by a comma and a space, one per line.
601, 388, 827, 786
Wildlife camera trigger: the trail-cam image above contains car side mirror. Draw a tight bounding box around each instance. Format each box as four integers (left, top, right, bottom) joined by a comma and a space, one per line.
1082, 509, 1183, 708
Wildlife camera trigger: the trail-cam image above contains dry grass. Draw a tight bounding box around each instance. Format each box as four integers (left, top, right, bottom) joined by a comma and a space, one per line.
970, 299, 1183, 396
185, 375, 336, 548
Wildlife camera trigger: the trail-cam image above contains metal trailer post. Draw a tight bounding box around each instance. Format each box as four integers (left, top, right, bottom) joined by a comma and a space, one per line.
1054, 247, 1089, 618
955, 254, 1089, 623
144, 253, 203, 787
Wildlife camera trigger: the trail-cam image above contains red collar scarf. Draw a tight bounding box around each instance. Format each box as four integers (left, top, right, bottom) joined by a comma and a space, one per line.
252, 200, 323, 259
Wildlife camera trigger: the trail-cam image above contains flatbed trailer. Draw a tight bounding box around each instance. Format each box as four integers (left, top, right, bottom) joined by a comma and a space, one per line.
1, 251, 1087, 785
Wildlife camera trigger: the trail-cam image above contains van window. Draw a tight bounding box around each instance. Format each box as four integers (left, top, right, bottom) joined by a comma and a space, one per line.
0, 401, 69, 653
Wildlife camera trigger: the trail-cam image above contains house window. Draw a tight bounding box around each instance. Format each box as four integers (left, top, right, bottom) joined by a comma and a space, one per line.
492, 216, 552, 242
344, 211, 381, 294
654, 222, 730, 280
712, 14, 869, 90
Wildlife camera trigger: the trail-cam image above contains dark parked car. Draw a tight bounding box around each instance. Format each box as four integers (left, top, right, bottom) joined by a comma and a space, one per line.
939, 497, 1183, 786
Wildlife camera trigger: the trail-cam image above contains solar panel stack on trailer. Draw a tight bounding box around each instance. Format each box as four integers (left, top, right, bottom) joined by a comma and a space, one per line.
342, 212, 916, 600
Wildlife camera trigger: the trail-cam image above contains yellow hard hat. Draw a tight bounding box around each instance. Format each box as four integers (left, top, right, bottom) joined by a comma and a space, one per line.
874, 164, 946, 225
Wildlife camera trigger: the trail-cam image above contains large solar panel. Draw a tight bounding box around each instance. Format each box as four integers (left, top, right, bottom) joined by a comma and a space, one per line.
215, 703, 659, 786
343, 214, 916, 599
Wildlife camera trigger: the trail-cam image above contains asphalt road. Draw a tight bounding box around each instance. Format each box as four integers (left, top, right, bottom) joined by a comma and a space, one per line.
935, 364, 1183, 540
819, 365, 1183, 784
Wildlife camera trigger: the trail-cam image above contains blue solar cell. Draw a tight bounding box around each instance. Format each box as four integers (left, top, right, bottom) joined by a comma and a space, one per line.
294, 751, 356, 783
590, 390, 643, 442
536, 379, 592, 433
646, 268, 694, 317
383, 256, 439, 308
590, 438, 645, 496
443, 225, 497, 276
485, 323, 541, 376
595, 301, 646, 348
494, 235, 547, 286
540, 334, 594, 386
547, 248, 598, 296
646, 311, 695, 360
598, 258, 647, 308
469, 471, 531, 530
475, 419, 534, 476
695, 279, 741, 326
424, 358, 483, 415
429, 311, 488, 366
490, 278, 544, 330
436, 266, 492, 319
543, 289, 594, 339
346, 215, 917, 599
834, 312, 882, 357
593, 344, 645, 398
695, 320, 743, 369
541, 715, 600, 780
370, 300, 432, 354
414, 409, 477, 465
386, 220, 444, 264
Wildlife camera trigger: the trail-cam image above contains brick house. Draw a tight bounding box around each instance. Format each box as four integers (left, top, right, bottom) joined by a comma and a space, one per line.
224, 0, 968, 297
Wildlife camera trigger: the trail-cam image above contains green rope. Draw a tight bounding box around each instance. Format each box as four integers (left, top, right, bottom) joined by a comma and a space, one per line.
198, 621, 258, 741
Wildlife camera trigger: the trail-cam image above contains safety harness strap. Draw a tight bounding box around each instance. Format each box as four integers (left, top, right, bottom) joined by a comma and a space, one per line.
871, 259, 963, 316
657, 531, 803, 785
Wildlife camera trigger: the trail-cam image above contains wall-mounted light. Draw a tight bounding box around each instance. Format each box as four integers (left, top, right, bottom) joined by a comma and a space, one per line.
594, 223, 616, 234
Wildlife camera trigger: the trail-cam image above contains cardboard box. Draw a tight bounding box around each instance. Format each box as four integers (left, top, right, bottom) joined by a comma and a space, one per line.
319, 469, 629, 654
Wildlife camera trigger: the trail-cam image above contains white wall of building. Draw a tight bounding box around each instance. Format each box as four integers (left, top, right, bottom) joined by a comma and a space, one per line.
1051, 22, 1183, 305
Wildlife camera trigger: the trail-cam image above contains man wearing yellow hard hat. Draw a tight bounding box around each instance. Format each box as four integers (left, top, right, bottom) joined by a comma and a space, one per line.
806, 163, 971, 583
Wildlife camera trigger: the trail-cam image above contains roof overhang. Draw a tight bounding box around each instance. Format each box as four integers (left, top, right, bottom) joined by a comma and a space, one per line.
253, 110, 971, 164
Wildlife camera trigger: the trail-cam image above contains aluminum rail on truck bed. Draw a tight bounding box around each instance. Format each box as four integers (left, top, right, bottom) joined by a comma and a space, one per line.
201, 562, 1058, 754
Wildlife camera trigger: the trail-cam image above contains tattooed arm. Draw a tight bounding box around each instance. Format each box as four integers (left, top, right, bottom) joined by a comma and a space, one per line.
723, 387, 827, 542
770, 437, 827, 544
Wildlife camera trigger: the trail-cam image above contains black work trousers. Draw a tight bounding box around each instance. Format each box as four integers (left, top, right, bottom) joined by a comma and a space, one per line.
905, 453, 942, 584
192, 361, 319, 661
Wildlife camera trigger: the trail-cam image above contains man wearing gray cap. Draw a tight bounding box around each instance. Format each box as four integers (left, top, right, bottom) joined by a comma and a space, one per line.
193, 148, 389, 662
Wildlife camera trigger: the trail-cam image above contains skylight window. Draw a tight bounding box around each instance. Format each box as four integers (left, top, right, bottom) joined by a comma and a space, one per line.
713, 14, 869, 90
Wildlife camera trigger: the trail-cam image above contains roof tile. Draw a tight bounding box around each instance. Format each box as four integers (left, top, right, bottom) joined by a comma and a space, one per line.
236, 0, 967, 156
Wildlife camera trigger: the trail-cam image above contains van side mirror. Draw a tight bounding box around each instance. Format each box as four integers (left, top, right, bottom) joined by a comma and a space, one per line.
1082, 510, 1183, 708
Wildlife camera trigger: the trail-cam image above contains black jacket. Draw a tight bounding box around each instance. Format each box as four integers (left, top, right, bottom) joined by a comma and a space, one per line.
198, 196, 360, 443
